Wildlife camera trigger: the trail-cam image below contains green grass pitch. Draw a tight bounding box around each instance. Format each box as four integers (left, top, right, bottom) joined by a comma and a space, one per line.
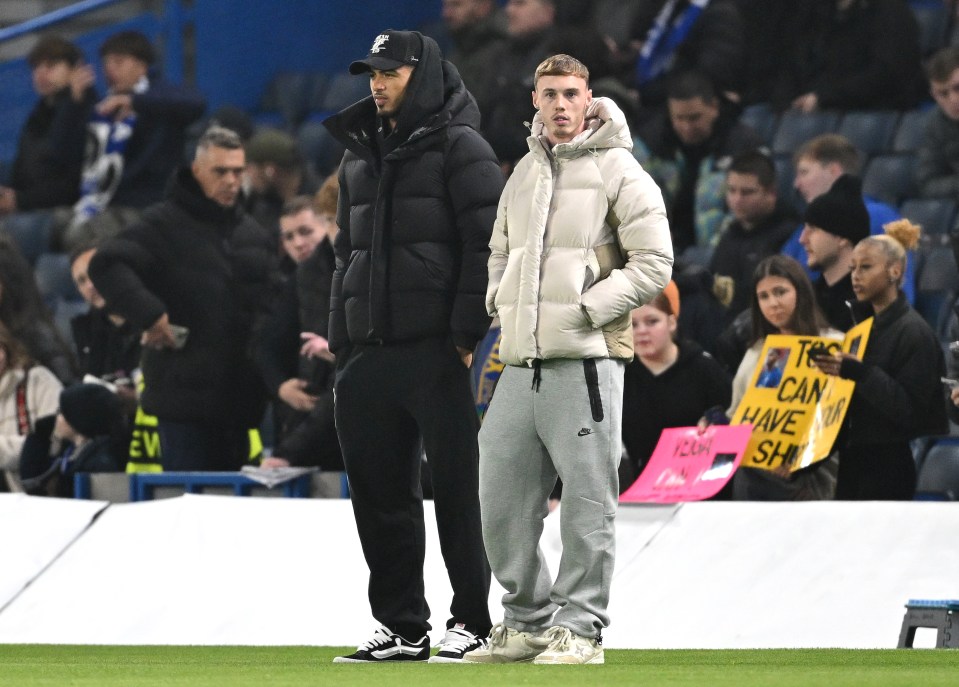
1, 645, 958, 686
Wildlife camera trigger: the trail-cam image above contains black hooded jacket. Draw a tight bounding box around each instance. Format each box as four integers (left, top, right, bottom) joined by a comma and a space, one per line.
88, 168, 276, 426
323, 34, 504, 353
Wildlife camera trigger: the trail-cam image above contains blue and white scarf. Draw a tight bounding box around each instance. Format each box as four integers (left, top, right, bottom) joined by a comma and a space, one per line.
636, 0, 710, 86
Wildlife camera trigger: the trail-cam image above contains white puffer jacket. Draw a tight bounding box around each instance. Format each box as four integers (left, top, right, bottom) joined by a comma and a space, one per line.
487, 97, 673, 366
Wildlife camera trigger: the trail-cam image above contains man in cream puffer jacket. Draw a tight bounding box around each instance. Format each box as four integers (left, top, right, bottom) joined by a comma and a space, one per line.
467, 54, 672, 666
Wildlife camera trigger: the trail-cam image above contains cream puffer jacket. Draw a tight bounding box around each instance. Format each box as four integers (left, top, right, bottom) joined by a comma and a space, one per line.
487, 97, 673, 366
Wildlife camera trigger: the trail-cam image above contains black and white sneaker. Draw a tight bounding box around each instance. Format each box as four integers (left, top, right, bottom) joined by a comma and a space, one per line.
333, 625, 430, 663
428, 624, 488, 663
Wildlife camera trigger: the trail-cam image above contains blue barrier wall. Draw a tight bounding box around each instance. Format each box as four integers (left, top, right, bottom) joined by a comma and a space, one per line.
0, 0, 440, 166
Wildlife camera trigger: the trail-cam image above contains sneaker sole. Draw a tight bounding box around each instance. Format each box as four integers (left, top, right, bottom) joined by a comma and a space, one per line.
463, 655, 539, 664
332, 657, 428, 664
427, 656, 467, 663
533, 652, 604, 665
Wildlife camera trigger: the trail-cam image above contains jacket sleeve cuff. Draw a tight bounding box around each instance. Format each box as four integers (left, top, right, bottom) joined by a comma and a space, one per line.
839, 357, 866, 381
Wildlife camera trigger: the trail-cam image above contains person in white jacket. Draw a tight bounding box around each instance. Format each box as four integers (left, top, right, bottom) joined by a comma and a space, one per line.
465, 54, 672, 665
0, 322, 62, 491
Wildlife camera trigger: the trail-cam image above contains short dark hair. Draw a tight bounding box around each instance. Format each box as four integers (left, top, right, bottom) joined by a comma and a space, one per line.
666, 70, 717, 102
926, 46, 959, 83
68, 239, 101, 267
99, 30, 155, 65
28, 35, 81, 67
793, 134, 861, 175
280, 196, 315, 219
195, 125, 243, 157
728, 150, 777, 189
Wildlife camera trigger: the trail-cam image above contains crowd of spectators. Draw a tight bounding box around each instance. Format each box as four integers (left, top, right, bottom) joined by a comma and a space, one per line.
2, 1, 959, 501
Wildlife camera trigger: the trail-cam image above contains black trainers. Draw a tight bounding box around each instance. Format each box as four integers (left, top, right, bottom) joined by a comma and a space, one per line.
333, 625, 430, 663
428, 624, 488, 663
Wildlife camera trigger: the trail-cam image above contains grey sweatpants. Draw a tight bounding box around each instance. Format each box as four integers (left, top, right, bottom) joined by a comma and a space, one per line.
478, 357, 625, 638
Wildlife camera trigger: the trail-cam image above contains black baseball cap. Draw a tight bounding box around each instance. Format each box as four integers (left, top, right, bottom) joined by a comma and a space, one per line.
349, 30, 422, 75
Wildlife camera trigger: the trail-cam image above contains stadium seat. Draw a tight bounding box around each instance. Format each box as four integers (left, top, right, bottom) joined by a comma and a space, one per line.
0, 210, 55, 265
34, 252, 79, 306
861, 154, 918, 205
914, 243, 959, 338
771, 110, 841, 156
910, 1, 949, 57
900, 198, 958, 238
838, 111, 899, 156
739, 103, 778, 146
316, 72, 371, 114
892, 109, 932, 154
253, 72, 313, 131
773, 153, 797, 206
296, 121, 345, 177
915, 441, 959, 500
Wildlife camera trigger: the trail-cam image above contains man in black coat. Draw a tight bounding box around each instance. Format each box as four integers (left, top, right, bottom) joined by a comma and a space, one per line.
88, 126, 275, 472
323, 29, 503, 663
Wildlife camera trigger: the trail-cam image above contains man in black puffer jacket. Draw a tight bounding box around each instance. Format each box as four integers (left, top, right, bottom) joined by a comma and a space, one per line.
88, 126, 275, 471
324, 29, 503, 664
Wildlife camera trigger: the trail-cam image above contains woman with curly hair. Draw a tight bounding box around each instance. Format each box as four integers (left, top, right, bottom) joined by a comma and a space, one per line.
813, 220, 948, 499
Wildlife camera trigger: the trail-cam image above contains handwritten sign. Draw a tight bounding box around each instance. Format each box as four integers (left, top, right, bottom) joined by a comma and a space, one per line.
730, 319, 872, 473
619, 425, 754, 503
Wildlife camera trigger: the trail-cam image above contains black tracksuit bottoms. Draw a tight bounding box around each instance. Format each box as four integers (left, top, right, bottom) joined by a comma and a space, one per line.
333, 336, 492, 640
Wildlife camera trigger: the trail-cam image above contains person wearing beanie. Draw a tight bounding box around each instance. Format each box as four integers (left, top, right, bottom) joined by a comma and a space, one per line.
798, 174, 870, 331
243, 128, 318, 249
781, 134, 916, 306
813, 220, 948, 500
19, 383, 127, 497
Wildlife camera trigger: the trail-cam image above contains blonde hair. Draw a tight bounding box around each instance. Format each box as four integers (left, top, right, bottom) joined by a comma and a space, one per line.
534, 53, 589, 88
858, 219, 921, 285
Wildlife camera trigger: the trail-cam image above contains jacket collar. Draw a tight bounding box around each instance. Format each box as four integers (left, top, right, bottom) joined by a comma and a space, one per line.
528, 97, 633, 160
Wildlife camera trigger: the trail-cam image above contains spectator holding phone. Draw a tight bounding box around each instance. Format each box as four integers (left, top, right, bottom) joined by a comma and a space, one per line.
89, 126, 276, 471
813, 220, 948, 500
256, 184, 342, 471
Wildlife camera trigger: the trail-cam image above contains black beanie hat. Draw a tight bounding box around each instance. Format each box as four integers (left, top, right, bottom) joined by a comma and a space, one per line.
803, 174, 870, 244
59, 384, 121, 438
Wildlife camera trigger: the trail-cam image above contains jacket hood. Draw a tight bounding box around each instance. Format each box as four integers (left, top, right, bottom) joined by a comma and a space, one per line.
528, 97, 633, 156
323, 35, 481, 154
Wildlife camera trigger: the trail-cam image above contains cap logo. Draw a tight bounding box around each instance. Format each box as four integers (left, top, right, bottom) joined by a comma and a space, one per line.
370, 34, 389, 53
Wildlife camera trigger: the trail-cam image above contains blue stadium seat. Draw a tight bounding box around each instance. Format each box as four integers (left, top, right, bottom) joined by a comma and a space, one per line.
915, 441, 959, 500
899, 198, 958, 237
773, 153, 797, 206
317, 73, 371, 114
910, 1, 949, 57
253, 72, 313, 131
892, 109, 932, 153
861, 153, 918, 205
0, 210, 55, 265
33, 252, 79, 307
296, 121, 345, 177
739, 103, 778, 146
914, 243, 959, 338
838, 111, 900, 155
770, 111, 841, 156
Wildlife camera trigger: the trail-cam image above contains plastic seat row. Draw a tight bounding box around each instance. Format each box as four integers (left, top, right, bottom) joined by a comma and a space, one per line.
741, 105, 934, 158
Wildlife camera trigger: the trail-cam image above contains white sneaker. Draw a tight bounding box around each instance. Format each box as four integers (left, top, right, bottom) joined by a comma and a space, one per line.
462, 622, 547, 663
428, 624, 487, 663
532, 626, 604, 665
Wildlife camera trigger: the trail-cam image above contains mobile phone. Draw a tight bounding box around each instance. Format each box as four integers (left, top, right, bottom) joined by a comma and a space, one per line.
169, 324, 190, 349
941, 377, 959, 389
808, 343, 829, 359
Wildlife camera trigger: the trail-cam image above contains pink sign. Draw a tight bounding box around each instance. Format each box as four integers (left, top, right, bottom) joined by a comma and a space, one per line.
619, 425, 754, 503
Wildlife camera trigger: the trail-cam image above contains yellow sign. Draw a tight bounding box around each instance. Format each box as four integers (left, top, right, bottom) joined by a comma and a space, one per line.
730, 319, 873, 472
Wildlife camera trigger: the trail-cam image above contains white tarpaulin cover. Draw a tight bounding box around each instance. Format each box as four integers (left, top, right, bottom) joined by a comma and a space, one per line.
0, 495, 955, 648
0, 494, 106, 610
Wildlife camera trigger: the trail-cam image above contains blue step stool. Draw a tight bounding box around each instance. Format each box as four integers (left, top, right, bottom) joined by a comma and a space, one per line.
897, 599, 959, 648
